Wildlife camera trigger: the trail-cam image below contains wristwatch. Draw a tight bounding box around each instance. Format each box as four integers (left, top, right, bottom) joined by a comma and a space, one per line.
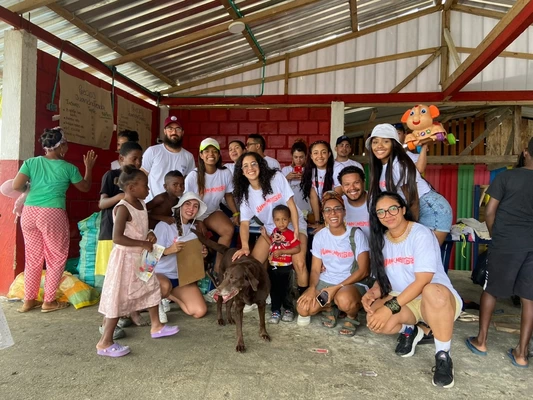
384, 297, 401, 314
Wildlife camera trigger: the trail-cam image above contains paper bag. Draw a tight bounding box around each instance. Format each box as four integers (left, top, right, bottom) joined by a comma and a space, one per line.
176, 238, 205, 286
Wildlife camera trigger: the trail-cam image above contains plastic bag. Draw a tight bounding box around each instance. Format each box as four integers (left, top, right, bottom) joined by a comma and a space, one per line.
0, 304, 14, 350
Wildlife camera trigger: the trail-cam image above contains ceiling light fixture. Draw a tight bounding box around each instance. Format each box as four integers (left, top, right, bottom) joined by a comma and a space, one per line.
228, 21, 246, 34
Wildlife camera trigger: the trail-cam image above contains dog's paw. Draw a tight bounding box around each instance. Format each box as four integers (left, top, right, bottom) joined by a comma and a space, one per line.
227, 316, 235, 325
260, 333, 271, 342
217, 319, 225, 326
236, 342, 246, 353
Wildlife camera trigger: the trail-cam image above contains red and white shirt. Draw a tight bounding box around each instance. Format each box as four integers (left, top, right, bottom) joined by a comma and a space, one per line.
268, 228, 300, 267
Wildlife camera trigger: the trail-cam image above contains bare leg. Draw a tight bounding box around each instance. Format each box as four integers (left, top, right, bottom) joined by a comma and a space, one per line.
292, 233, 309, 287
204, 211, 234, 273
170, 283, 207, 319
97, 317, 119, 350
420, 284, 456, 342
147, 305, 165, 334
470, 290, 497, 352
433, 231, 447, 247
511, 298, 533, 366
251, 235, 270, 264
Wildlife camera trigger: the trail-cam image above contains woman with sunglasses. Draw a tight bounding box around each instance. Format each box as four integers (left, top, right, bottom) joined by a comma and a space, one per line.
296, 191, 370, 336
367, 124, 452, 245
364, 191, 461, 388
232, 152, 311, 325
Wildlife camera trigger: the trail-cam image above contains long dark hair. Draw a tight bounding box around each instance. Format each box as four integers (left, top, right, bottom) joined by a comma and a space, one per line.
291, 139, 307, 166
197, 147, 225, 197
367, 139, 419, 216
300, 141, 334, 201
233, 152, 276, 205
369, 192, 415, 297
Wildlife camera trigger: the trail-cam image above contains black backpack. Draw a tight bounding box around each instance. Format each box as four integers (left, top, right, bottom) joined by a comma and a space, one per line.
471, 250, 488, 287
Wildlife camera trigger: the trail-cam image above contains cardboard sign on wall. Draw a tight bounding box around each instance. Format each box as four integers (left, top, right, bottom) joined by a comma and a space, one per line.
116, 96, 153, 151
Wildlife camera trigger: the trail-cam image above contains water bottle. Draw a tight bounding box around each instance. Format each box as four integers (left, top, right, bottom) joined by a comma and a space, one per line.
0, 304, 14, 350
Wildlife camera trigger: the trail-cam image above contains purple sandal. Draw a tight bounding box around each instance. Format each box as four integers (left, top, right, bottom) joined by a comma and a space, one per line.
151, 325, 180, 339
97, 342, 130, 357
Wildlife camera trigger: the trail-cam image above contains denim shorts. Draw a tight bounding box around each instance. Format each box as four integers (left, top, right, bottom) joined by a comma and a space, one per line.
169, 278, 180, 289
418, 190, 452, 233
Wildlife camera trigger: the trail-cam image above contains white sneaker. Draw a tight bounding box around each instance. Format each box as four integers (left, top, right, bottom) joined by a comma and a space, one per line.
161, 298, 171, 313
243, 303, 258, 313
158, 302, 168, 323
266, 295, 271, 305
297, 314, 311, 326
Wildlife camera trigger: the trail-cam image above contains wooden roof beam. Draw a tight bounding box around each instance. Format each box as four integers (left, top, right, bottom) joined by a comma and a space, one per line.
349, 0, 358, 32
108, 0, 321, 66
8, 0, 56, 14
442, 0, 533, 99
443, 0, 458, 12
443, 28, 460, 68
391, 48, 441, 93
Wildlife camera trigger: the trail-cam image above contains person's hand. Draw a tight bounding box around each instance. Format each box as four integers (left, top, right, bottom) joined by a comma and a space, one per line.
196, 221, 208, 236
296, 287, 318, 310
291, 228, 299, 242
232, 247, 250, 261
362, 291, 377, 315
272, 250, 284, 258
83, 150, 97, 169
146, 231, 157, 244
320, 263, 326, 273
320, 286, 340, 305
141, 241, 154, 252
286, 172, 302, 181
310, 222, 324, 235
201, 245, 209, 258
167, 241, 185, 255
367, 305, 392, 333
419, 144, 429, 153
260, 226, 269, 239
162, 216, 175, 225
231, 215, 240, 226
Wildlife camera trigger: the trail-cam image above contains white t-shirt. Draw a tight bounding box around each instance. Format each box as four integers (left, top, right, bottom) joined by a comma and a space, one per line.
142, 144, 195, 201
110, 160, 120, 170
379, 158, 431, 199
153, 221, 197, 279
311, 227, 369, 285
240, 171, 306, 235
406, 152, 419, 163
224, 163, 235, 175
383, 222, 461, 303
264, 156, 281, 170
344, 198, 370, 239
184, 168, 233, 218
311, 166, 342, 198
334, 159, 363, 172
281, 166, 310, 212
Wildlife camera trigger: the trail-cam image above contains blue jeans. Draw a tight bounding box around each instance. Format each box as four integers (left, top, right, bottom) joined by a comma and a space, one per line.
418, 190, 452, 233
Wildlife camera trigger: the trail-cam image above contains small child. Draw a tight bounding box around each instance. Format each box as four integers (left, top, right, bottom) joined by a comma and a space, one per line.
260, 205, 301, 324
147, 170, 184, 229
110, 130, 139, 170
96, 166, 179, 358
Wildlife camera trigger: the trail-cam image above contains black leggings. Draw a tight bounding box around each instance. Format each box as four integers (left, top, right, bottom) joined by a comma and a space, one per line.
268, 264, 294, 313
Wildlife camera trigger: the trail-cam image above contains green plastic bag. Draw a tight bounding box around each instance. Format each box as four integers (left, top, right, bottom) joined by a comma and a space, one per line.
77, 212, 101, 287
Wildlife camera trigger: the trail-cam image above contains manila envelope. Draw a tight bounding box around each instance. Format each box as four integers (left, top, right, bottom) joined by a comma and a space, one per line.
176, 238, 205, 287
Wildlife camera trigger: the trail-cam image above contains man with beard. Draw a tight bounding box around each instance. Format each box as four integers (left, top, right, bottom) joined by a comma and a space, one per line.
142, 116, 195, 201
334, 136, 363, 171
337, 166, 370, 239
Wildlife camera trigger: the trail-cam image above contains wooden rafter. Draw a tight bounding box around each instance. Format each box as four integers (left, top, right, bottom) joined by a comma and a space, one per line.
161, 5, 441, 95
349, 0, 358, 32
8, 0, 56, 13
175, 48, 437, 97
107, 0, 321, 66
442, 28, 460, 68
220, 0, 263, 61
443, 0, 458, 12
442, 0, 533, 98
390, 49, 441, 93
457, 47, 533, 61
440, 8, 450, 85
459, 108, 512, 155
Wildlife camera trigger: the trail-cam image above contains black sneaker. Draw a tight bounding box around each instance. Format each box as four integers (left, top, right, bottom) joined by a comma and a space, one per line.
432, 351, 454, 388
395, 325, 424, 357
419, 329, 435, 345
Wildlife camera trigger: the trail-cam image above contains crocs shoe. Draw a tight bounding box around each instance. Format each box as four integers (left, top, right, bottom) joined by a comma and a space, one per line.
151, 325, 180, 339
97, 343, 130, 358
297, 314, 311, 326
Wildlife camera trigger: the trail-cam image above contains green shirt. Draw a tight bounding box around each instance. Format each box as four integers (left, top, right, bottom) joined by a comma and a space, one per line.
19, 156, 83, 209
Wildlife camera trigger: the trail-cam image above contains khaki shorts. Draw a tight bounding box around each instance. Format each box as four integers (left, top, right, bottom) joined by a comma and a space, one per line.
390, 291, 462, 323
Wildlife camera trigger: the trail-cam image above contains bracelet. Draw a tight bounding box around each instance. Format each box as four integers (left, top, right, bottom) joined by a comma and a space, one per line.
148, 229, 154, 235
232, 212, 240, 217
384, 296, 401, 314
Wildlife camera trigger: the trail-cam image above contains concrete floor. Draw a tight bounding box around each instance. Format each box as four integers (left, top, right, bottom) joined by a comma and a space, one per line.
0, 270, 531, 400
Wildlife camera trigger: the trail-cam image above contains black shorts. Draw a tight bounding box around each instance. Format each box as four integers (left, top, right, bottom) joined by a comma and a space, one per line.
484, 250, 533, 300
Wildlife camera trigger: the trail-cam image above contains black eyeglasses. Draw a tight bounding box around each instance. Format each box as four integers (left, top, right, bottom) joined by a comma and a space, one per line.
376, 205, 401, 219
323, 206, 344, 215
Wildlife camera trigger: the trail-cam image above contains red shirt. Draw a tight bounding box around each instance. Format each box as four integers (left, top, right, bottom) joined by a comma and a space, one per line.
268, 228, 300, 267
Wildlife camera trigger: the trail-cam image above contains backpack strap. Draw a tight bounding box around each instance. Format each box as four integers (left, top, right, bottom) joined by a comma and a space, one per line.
349, 227, 360, 274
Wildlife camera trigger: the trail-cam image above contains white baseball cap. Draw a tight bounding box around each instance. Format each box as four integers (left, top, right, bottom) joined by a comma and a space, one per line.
172, 191, 207, 220
365, 124, 402, 150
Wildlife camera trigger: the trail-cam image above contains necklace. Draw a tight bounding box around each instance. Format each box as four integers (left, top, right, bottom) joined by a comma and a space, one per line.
386, 221, 413, 244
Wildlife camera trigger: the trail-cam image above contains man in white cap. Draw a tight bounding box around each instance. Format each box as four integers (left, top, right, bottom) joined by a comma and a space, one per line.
142, 116, 195, 201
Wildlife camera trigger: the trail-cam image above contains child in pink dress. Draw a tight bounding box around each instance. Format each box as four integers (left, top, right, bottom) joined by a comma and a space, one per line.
96, 166, 179, 357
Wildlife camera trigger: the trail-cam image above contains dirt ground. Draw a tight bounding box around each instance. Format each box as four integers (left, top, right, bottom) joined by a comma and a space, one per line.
0, 270, 531, 400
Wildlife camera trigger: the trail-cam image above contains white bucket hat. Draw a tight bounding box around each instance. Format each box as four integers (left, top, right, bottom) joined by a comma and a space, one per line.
172, 191, 207, 220
365, 124, 402, 150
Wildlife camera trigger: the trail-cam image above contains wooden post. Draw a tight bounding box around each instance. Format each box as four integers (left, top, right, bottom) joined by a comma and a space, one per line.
513, 105, 522, 154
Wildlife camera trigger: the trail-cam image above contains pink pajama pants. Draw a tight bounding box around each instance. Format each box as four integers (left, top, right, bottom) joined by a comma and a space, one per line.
20, 206, 70, 302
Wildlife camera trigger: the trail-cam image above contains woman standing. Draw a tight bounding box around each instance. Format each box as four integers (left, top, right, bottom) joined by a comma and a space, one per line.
281, 140, 310, 213
367, 124, 452, 245
224, 140, 246, 175
12, 127, 97, 313
232, 152, 311, 325
364, 191, 461, 388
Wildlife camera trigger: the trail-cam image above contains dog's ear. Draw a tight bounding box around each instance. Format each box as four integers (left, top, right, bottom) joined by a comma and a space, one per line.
244, 267, 259, 291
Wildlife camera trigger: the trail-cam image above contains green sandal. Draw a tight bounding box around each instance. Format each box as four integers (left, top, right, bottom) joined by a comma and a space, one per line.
339, 316, 359, 337
321, 307, 339, 328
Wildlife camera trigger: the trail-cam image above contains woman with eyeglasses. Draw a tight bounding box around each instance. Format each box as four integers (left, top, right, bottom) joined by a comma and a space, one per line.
367, 124, 452, 245
296, 191, 370, 336
232, 152, 311, 325
364, 191, 461, 388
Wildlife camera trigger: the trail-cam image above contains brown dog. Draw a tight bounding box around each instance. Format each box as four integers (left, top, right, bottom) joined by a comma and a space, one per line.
193, 230, 271, 352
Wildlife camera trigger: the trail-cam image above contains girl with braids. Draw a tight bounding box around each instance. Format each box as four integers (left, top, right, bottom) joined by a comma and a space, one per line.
12, 127, 96, 313
184, 138, 238, 274
232, 152, 311, 325
363, 191, 461, 388
153, 192, 208, 322
300, 141, 342, 230
281, 139, 310, 213
366, 124, 452, 245
97, 166, 179, 357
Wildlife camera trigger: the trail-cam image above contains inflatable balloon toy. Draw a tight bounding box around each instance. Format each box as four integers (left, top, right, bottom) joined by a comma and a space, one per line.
401, 104, 456, 152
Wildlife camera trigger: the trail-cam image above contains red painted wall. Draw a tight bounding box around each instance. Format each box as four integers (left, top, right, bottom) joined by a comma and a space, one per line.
172, 107, 331, 166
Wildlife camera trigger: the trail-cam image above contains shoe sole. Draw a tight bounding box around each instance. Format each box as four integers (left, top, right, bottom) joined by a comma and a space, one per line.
400, 327, 424, 358
432, 368, 454, 388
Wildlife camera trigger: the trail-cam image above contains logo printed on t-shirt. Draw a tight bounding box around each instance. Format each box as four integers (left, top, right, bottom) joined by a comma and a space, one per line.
347, 221, 370, 228
321, 249, 354, 258
256, 193, 282, 214
384, 256, 415, 267
205, 185, 226, 193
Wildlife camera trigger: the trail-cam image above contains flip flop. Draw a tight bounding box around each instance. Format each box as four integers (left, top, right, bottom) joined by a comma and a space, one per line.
507, 348, 529, 368
465, 336, 487, 356
458, 311, 479, 322
17, 301, 43, 313
151, 324, 180, 339
41, 301, 70, 313
97, 343, 130, 358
